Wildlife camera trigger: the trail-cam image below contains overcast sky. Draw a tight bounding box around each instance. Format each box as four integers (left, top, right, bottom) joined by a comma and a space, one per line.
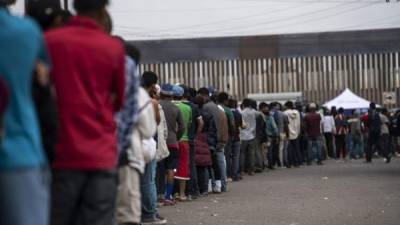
10, 0, 400, 40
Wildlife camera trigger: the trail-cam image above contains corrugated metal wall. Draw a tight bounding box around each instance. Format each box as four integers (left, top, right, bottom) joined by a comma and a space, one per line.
138, 51, 400, 108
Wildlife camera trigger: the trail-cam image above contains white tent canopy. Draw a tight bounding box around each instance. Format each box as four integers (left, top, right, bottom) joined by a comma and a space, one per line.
323, 88, 373, 110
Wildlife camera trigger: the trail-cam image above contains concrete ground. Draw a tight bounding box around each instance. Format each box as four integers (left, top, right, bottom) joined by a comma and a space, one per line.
159, 158, 400, 225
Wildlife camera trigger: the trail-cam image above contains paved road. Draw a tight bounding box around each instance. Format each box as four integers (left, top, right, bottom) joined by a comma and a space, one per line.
159, 158, 400, 225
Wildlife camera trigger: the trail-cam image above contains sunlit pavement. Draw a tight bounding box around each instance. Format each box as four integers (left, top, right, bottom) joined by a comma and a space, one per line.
159, 158, 400, 225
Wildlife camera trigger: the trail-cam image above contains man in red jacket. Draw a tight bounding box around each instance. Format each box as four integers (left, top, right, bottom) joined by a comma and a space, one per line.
45, 1, 125, 224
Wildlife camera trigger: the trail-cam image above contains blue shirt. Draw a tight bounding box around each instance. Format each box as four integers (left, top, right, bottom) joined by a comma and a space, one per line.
0, 9, 50, 169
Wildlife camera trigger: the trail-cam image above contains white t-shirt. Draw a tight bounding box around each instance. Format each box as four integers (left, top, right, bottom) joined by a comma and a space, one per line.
322, 115, 336, 133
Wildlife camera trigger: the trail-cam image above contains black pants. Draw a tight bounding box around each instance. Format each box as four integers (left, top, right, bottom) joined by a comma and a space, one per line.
196, 166, 209, 194
240, 139, 256, 173
287, 139, 301, 167
187, 141, 199, 196
379, 134, 391, 159
268, 137, 279, 167
156, 159, 166, 196
51, 170, 117, 225
366, 133, 391, 161
335, 134, 347, 159
299, 135, 308, 164
324, 133, 335, 158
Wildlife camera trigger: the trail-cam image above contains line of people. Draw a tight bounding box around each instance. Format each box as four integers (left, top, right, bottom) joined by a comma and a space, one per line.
1, 1, 399, 225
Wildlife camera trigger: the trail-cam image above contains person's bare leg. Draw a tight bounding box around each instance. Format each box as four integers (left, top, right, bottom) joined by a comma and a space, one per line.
179, 180, 187, 200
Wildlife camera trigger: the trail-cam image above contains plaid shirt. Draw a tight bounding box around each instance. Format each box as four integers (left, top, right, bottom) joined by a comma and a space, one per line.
117, 56, 140, 155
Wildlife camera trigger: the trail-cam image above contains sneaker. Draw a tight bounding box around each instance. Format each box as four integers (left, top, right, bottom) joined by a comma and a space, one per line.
141, 216, 167, 224
199, 192, 208, 197
254, 168, 263, 173
208, 180, 213, 193
386, 157, 391, 164
156, 214, 167, 223
213, 180, 222, 193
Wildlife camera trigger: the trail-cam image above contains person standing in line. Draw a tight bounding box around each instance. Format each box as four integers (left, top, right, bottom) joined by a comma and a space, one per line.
114, 42, 142, 225
335, 108, 348, 160
304, 103, 324, 165
28, 2, 71, 164
253, 101, 268, 172
117, 84, 158, 225
322, 108, 336, 159
172, 85, 192, 201
158, 84, 185, 205
271, 102, 286, 167
180, 86, 204, 199
283, 101, 302, 168
216, 92, 234, 190
1, 1, 51, 224
348, 110, 363, 159
365, 103, 381, 163
192, 96, 214, 196
46, 1, 126, 224
140, 72, 166, 224
198, 88, 228, 193
360, 112, 369, 158
228, 99, 243, 181
239, 99, 258, 175
217, 92, 235, 184
154, 84, 170, 204
260, 103, 279, 170
379, 108, 392, 163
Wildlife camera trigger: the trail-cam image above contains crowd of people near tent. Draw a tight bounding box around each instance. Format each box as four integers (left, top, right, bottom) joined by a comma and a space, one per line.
1, 1, 400, 225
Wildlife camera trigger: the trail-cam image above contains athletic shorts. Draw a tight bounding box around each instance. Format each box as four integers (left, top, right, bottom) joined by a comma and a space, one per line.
174, 141, 190, 180
165, 147, 180, 170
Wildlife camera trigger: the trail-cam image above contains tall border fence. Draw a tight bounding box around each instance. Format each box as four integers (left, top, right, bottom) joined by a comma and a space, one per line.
138, 52, 400, 107
133, 29, 400, 108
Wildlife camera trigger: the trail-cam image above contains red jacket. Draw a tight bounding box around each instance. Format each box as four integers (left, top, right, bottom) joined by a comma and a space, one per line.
45, 16, 125, 169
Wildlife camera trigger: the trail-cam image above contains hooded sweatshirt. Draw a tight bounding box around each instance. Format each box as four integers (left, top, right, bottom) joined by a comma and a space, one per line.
284, 109, 301, 140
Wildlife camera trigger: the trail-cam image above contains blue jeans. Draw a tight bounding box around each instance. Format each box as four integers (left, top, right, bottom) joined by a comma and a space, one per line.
0, 166, 50, 225
231, 141, 241, 180
213, 150, 227, 192
141, 159, 158, 220
308, 136, 323, 163
350, 135, 363, 158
